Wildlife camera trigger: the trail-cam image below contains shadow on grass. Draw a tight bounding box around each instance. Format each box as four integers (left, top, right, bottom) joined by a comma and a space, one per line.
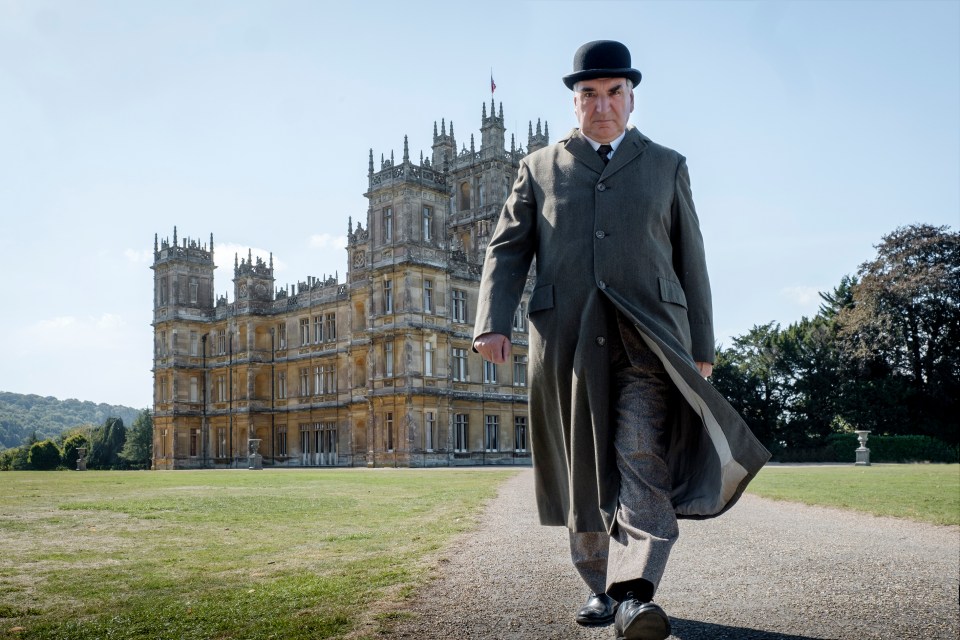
670, 617, 831, 639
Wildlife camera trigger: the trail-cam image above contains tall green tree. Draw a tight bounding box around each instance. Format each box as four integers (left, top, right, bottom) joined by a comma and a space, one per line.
837, 224, 960, 443
61, 432, 90, 470
88, 417, 127, 469
120, 409, 153, 469
28, 440, 61, 470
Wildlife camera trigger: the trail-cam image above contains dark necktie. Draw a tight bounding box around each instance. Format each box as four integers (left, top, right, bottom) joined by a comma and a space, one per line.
597, 144, 613, 165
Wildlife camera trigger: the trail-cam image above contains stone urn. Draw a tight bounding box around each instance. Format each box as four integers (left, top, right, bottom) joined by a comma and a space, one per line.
76, 447, 87, 471
248, 439, 263, 470
854, 430, 871, 466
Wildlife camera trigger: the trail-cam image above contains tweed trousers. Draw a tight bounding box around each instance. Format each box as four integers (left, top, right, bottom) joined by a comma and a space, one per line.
569, 309, 680, 601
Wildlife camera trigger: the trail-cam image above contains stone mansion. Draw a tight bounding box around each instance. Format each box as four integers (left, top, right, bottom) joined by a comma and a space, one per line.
151, 100, 549, 469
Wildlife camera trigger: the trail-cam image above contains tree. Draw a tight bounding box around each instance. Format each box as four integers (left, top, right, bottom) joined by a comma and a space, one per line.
0, 446, 29, 471
712, 322, 786, 451
28, 440, 61, 470
120, 409, 153, 469
837, 224, 960, 443
88, 417, 127, 469
61, 432, 90, 470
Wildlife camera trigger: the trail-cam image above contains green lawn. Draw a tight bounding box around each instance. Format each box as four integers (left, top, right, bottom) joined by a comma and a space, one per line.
746, 463, 960, 526
0, 468, 518, 640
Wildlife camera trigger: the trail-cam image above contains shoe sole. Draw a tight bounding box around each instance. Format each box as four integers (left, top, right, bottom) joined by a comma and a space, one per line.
616, 607, 671, 640
575, 614, 616, 627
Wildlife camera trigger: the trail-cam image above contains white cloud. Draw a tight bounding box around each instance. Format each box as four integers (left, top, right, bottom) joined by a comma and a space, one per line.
124, 248, 153, 264
780, 285, 822, 307
309, 233, 347, 250
214, 242, 286, 274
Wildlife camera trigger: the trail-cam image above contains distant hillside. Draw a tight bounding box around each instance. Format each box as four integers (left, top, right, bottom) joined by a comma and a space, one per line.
0, 391, 143, 450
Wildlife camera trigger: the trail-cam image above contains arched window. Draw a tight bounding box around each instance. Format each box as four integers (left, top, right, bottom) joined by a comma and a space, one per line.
459, 182, 471, 210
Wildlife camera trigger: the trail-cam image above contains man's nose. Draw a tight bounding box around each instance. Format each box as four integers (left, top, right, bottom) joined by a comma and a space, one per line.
595, 95, 610, 112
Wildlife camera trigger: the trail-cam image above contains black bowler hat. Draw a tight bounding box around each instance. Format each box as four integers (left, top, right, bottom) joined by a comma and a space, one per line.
562, 40, 642, 90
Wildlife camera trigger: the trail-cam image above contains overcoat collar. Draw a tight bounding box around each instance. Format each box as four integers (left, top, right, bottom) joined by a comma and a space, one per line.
561, 126, 650, 175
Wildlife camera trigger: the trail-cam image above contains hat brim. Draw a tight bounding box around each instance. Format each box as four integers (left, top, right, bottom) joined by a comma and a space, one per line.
563, 68, 642, 90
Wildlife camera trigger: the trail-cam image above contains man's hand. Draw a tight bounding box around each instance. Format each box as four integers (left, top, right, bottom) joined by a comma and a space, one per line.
474, 333, 511, 364
696, 361, 713, 379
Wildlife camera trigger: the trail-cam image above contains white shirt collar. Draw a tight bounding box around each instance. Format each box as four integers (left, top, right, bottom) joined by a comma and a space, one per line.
582, 130, 627, 156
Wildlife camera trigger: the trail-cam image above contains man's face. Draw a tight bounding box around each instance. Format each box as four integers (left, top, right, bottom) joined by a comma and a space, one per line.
573, 77, 634, 143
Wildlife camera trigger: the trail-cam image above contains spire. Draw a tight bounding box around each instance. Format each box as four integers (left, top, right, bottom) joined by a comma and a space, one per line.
173, 225, 178, 246
368, 149, 374, 175
511, 133, 516, 154
470, 134, 475, 155
420, 150, 424, 165
499, 102, 503, 119
433, 121, 438, 139
403, 135, 409, 163
528, 121, 533, 137
154, 233, 158, 252
482, 101, 487, 119
269, 252, 273, 271
490, 96, 495, 118
210, 233, 214, 253
441, 118, 446, 136
234, 253, 238, 269
536, 118, 542, 136
544, 121, 549, 141
248, 248, 252, 264
348, 216, 352, 235
390, 149, 394, 165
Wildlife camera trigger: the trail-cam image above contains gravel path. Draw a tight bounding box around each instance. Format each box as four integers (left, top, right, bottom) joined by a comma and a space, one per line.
383, 468, 959, 640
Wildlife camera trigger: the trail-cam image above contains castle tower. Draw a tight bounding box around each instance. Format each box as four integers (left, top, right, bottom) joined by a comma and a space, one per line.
527, 118, 549, 154
480, 99, 506, 157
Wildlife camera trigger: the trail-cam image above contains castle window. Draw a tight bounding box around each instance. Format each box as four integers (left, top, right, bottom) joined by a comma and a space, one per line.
216, 375, 226, 402
386, 412, 394, 452
321, 363, 336, 394
190, 376, 198, 403
158, 330, 167, 356
160, 429, 168, 458
277, 425, 287, 456
325, 313, 337, 341
159, 277, 168, 305
483, 360, 498, 384
190, 331, 198, 356
422, 206, 432, 241
383, 207, 393, 242
425, 411, 436, 451
216, 329, 226, 356
299, 367, 310, 397
423, 279, 433, 313
277, 371, 286, 399
314, 366, 321, 395
384, 279, 393, 314
452, 289, 467, 323
513, 355, 528, 387
513, 302, 527, 332
459, 182, 471, 210
189, 278, 198, 304
189, 429, 199, 457
454, 414, 469, 452
515, 416, 528, 452
313, 315, 323, 344
478, 183, 486, 207
385, 340, 394, 377
452, 347, 468, 381
217, 428, 227, 458
484, 415, 499, 452
276, 323, 287, 349
424, 341, 434, 377
159, 376, 168, 403
299, 318, 310, 346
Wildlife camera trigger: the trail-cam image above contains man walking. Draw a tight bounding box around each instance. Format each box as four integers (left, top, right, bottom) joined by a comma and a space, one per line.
473, 40, 770, 640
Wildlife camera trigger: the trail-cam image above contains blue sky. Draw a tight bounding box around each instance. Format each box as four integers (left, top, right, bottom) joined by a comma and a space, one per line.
1, 0, 957, 409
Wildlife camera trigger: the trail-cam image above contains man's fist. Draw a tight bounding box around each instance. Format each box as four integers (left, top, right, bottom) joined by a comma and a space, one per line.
474, 333, 511, 364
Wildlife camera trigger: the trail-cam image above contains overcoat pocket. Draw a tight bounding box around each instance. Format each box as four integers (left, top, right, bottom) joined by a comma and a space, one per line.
658, 277, 688, 308
528, 284, 555, 314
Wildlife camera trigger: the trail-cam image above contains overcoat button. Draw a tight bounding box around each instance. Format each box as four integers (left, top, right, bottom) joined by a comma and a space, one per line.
596, 336, 606, 346
598, 280, 607, 289
597, 183, 606, 192
595, 230, 605, 239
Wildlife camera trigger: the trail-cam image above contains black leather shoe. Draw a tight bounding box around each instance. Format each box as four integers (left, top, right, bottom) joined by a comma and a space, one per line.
575, 592, 617, 626
614, 595, 670, 640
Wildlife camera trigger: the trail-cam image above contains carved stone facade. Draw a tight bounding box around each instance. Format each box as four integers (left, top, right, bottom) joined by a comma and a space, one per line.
151, 99, 548, 469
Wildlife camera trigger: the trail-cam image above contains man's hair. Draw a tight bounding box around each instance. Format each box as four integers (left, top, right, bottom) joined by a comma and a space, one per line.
573, 78, 634, 92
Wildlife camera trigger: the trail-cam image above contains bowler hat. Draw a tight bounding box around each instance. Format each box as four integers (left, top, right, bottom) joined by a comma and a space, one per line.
562, 40, 642, 90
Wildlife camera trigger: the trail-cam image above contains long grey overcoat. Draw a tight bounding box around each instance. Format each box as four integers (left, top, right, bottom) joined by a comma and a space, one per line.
474, 126, 771, 533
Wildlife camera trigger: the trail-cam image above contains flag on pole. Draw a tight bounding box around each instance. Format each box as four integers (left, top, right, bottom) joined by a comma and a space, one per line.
490, 71, 496, 94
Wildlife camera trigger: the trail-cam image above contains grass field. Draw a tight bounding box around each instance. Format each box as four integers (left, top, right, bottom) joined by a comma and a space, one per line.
0, 468, 518, 640
2, 464, 956, 639
746, 463, 960, 526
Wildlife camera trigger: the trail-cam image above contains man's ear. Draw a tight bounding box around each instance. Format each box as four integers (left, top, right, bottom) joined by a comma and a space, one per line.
629, 90, 635, 113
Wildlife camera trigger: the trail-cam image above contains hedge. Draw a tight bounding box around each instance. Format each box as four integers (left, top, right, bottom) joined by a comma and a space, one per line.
775, 434, 959, 463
